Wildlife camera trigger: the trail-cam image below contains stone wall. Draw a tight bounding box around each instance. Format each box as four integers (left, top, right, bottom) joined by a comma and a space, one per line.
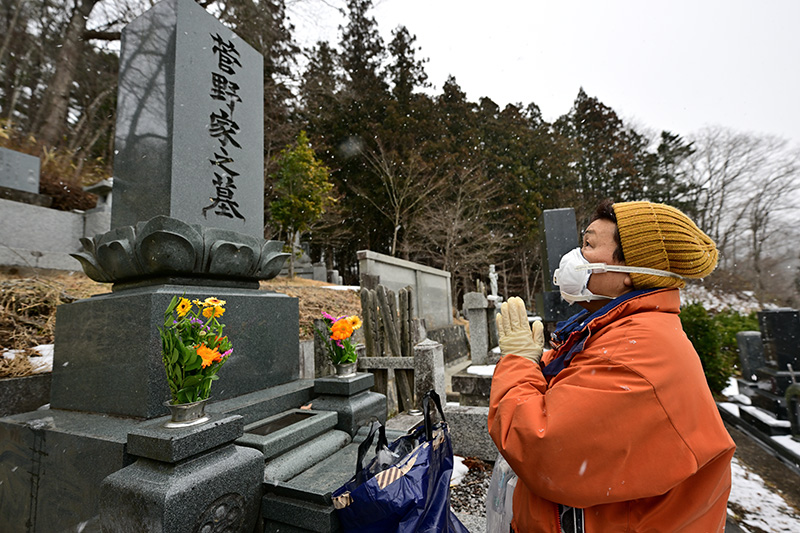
357, 250, 452, 329
0, 198, 110, 271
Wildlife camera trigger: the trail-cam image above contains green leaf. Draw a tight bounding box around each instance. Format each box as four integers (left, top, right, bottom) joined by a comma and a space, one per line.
164, 295, 178, 318
182, 375, 203, 388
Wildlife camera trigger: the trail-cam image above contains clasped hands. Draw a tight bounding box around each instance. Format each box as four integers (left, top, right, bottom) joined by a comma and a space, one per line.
496, 297, 545, 364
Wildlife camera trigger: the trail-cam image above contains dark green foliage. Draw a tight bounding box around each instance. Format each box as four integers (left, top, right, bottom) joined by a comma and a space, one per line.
714, 309, 759, 371
679, 304, 754, 395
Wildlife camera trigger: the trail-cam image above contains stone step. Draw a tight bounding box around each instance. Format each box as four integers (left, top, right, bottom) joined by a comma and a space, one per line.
739, 405, 791, 436
237, 408, 338, 460
751, 388, 788, 419
262, 492, 339, 533
261, 423, 414, 532
264, 429, 352, 483
261, 439, 359, 532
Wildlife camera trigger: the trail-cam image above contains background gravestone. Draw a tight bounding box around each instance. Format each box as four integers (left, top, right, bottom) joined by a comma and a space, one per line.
747, 309, 800, 422
758, 309, 800, 371
736, 331, 765, 382
112, 0, 264, 238
535, 207, 581, 322
0, 147, 40, 194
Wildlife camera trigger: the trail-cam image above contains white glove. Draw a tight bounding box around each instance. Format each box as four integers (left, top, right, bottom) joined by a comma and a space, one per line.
496, 297, 545, 364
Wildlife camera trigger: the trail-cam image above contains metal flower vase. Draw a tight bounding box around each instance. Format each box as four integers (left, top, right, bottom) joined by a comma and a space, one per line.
163, 398, 210, 428
334, 362, 357, 378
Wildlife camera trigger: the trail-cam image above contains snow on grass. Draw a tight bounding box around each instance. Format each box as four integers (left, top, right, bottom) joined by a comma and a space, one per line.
680, 283, 769, 315
1, 344, 53, 373
729, 456, 800, 532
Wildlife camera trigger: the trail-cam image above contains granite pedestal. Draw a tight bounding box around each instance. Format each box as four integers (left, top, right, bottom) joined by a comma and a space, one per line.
311, 373, 386, 437
100, 414, 263, 533
51, 284, 298, 419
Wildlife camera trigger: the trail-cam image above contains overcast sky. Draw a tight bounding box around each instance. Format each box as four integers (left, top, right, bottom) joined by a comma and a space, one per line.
288, 0, 800, 147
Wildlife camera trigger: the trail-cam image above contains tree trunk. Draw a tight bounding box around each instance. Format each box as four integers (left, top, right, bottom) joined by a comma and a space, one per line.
34, 0, 99, 147
0, 0, 27, 80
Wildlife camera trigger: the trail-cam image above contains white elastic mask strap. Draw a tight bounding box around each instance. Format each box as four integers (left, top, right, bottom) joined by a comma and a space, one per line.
573, 263, 684, 280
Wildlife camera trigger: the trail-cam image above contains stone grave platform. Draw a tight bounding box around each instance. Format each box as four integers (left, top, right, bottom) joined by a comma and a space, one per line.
718, 380, 800, 475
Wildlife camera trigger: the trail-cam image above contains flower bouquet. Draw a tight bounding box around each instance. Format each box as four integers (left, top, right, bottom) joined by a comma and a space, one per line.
160, 295, 233, 405
315, 312, 362, 366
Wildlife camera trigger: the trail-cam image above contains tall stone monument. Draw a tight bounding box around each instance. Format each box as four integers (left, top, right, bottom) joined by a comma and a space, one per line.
0, 1, 384, 531
749, 309, 800, 420
57, 0, 292, 419
535, 207, 582, 322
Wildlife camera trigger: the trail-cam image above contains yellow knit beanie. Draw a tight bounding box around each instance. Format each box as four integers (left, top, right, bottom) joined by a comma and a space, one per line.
612, 201, 718, 289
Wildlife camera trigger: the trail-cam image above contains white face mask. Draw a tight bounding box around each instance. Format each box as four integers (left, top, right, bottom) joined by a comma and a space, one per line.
552, 248, 684, 305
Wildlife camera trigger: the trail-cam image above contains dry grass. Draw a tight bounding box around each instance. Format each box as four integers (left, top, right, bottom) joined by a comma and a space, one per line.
260, 277, 362, 339
0, 270, 361, 377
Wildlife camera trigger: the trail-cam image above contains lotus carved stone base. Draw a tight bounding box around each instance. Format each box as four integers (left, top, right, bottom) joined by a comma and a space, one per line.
71, 216, 289, 284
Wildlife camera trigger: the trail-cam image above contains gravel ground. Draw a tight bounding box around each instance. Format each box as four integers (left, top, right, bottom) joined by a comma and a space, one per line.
451, 459, 492, 533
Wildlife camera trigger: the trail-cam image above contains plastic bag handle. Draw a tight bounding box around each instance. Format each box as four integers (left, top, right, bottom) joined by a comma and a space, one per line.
422, 390, 446, 442
354, 420, 387, 483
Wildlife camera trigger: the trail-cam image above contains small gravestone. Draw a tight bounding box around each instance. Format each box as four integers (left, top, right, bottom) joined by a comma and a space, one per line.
758, 309, 800, 371
0, 147, 40, 193
736, 331, 765, 382
535, 208, 581, 322
463, 292, 489, 365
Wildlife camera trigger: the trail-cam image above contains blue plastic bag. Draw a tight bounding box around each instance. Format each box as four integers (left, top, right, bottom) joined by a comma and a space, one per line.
332, 391, 470, 533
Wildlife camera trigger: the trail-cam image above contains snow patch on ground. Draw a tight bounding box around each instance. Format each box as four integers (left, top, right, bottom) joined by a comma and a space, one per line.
729, 457, 800, 532
2, 344, 53, 373
450, 455, 469, 486
467, 365, 495, 377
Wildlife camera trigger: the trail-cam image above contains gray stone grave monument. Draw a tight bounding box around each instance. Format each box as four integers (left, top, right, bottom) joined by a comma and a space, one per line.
736, 331, 765, 383
0, 146, 51, 207
0, 146, 40, 193
452, 292, 498, 407
535, 207, 582, 323
0, 1, 385, 531
463, 291, 491, 366
748, 309, 800, 424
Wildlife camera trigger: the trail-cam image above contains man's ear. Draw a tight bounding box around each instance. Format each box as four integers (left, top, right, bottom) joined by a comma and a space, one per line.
623, 274, 634, 288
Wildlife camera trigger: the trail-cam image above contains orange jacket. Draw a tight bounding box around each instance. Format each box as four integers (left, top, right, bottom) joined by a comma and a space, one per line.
488, 289, 735, 532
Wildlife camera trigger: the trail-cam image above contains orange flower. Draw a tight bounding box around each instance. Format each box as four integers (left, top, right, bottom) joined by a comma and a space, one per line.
197, 345, 221, 368
330, 318, 354, 341
203, 305, 225, 318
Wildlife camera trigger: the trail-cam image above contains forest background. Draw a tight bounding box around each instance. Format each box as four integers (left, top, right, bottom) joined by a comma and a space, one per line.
1, 0, 799, 311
